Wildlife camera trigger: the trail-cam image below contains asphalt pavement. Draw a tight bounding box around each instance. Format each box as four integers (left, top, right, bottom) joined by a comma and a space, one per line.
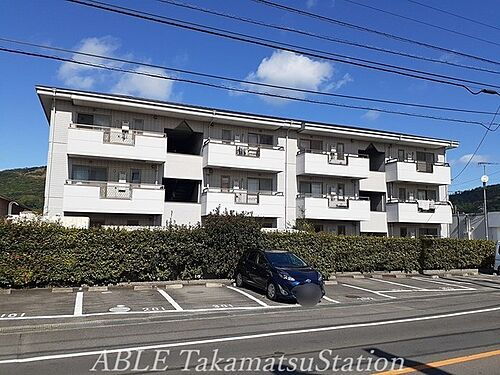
0, 274, 499, 374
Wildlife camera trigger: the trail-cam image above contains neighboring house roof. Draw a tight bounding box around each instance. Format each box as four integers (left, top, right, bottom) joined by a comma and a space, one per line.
0, 195, 32, 211
36, 85, 459, 150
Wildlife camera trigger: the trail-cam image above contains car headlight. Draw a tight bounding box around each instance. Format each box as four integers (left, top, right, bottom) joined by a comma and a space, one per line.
317, 272, 323, 281
278, 271, 295, 281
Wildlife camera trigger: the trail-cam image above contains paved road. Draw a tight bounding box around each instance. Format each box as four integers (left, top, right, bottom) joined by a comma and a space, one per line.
0, 275, 499, 374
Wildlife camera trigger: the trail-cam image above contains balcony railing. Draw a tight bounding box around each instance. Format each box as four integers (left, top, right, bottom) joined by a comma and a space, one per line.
103, 129, 135, 146
387, 198, 445, 212
235, 145, 260, 158
66, 180, 163, 201
297, 193, 369, 208
296, 150, 369, 178
385, 158, 451, 184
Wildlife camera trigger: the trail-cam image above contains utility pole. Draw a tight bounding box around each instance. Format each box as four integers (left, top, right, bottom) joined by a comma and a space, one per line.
478, 162, 499, 240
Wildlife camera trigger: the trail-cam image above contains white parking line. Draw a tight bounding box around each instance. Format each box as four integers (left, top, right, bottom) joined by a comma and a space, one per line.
2, 306, 499, 364
226, 286, 270, 307
412, 277, 475, 290
370, 278, 424, 290
341, 283, 397, 299
73, 292, 83, 316
323, 296, 341, 304
157, 289, 183, 311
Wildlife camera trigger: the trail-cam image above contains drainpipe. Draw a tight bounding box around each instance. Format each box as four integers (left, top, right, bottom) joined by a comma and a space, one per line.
7, 201, 19, 216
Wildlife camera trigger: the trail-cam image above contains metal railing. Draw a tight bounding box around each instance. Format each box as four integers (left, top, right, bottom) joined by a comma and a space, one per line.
202, 138, 284, 151
70, 123, 166, 138
103, 129, 135, 146
99, 184, 133, 200
385, 157, 449, 168
236, 145, 260, 158
235, 192, 259, 205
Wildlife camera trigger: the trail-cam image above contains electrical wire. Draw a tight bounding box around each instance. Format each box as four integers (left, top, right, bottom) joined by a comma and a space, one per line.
451, 104, 500, 181
407, 0, 500, 33
65, 0, 500, 95
155, 0, 500, 76
2, 36, 499, 116
342, 0, 500, 48
251, 0, 500, 67
1, 45, 499, 130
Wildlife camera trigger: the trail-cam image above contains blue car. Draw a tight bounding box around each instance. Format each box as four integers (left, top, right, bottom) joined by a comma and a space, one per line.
234, 250, 325, 303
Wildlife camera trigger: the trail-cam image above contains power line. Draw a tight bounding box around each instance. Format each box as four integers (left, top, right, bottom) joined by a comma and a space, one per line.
65, 0, 500, 95
451, 104, 500, 181
342, 0, 500, 48
407, 0, 500, 33
3, 36, 499, 117
1, 45, 499, 130
155, 0, 500, 76
251, 0, 500, 67
450, 169, 500, 189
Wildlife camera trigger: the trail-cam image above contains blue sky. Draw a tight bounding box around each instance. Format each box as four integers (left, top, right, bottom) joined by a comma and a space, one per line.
0, 0, 499, 192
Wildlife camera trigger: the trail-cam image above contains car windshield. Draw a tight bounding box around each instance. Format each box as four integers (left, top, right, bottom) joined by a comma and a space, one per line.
265, 252, 307, 268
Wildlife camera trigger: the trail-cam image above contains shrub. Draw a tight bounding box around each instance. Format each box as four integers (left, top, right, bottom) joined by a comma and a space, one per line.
0, 216, 495, 288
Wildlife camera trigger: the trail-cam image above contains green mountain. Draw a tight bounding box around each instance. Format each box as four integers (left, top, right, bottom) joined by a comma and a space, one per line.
0, 166, 46, 212
450, 183, 500, 214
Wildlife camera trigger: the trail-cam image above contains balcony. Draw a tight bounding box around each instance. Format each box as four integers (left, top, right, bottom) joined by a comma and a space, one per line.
386, 199, 452, 224
201, 188, 284, 217
67, 124, 167, 162
296, 195, 370, 221
202, 139, 285, 172
296, 151, 369, 179
63, 180, 164, 215
359, 171, 387, 192
385, 159, 451, 185
360, 212, 388, 233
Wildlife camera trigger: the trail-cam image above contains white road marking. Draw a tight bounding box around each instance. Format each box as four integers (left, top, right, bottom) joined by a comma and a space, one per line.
157, 289, 183, 311
413, 277, 475, 290
341, 283, 397, 299
1, 306, 499, 364
378, 289, 473, 293
226, 286, 270, 307
370, 278, 424, 290
322, 296, 341, 304
73, 292, 83, 316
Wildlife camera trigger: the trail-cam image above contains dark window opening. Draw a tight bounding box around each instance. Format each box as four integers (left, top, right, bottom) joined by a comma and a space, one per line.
76, 113, 111, 127
163, 178, 200, 203
165, 121, 203, 155
419, 227, 438, 237
400, 227, 408, 237
72, 165, 107, 181
127, 220, 140, 226
360, 191, 385, 212
337, 225, 346, 235
359, 143, 385, 172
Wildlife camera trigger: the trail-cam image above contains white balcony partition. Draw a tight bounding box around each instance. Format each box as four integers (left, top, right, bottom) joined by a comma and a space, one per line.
67, 124, 167, 162
201, 189, 284, 218
360, 212, 388, 233
296, 152, 369, 178
359, 171, 387, 192
164, 153, 203, 180
385, 160, 451, 185
296, 196, 370, 221
202, 140, 285, 172
386, 201, 452, 224
63, 181, 164, 215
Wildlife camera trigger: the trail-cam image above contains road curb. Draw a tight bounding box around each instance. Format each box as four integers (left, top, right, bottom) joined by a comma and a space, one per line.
0, 289, 11, 295
51, 288, 74, 293
88, 286, 108, 292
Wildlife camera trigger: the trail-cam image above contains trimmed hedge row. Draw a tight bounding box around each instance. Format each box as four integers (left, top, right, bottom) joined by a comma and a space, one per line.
0, 215, 495, 288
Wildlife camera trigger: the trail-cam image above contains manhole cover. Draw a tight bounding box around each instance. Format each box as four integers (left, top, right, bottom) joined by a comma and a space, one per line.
109, 305, 131, 312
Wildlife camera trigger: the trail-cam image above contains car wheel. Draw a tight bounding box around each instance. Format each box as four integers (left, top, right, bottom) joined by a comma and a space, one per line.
235, 272, 244, 287
266, 282, 277, 301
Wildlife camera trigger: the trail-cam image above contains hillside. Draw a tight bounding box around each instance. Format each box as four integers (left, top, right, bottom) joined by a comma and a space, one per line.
0, 166, 46, 212
450, 183, 500, 214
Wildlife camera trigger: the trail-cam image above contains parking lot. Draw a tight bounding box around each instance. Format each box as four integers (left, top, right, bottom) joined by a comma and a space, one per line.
1, 274, 499, 321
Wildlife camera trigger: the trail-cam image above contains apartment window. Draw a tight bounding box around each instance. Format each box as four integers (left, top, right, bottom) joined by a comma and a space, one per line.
416, 151, 435, 173
400, 227, 408, 237
300, 181, 322, 196
419, 228, 438, 237
132, 119, 144, 131
76, 113, 111, 127
337, 184, 345, 199
417, 189, 437, 201
398, 149, 405, 162
222, 129, 232, 143
130, 169, 141, 184
398, 188, 407, 201
337, 225, 346, 235
247, 178, 272, 193
248, 133, 273, 146
72, 165, 107, 181
221, 176, 231, 191
337, 143, 345, 161
299, 139, 322, 152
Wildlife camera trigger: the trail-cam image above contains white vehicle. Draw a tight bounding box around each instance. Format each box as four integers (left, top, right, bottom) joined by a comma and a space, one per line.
496, 241, 500, 275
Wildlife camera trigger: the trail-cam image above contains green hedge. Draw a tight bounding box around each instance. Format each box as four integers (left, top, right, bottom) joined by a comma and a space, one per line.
0, 215, 495, 288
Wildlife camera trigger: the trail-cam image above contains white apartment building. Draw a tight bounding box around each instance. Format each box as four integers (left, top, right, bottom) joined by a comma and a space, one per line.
37, 86, 458, 237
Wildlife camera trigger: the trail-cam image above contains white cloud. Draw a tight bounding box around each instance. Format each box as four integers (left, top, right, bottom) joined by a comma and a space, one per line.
458, 154, 489, 164
362, 110, 380, 121
306, 0, 318, 8
57, 36, 121, 89
243, 50, 334, 104
112, 66, 173, 100
324, 73, 353, 91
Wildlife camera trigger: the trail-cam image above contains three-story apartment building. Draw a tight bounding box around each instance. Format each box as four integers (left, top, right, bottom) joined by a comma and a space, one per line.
37, 86, 458, 237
